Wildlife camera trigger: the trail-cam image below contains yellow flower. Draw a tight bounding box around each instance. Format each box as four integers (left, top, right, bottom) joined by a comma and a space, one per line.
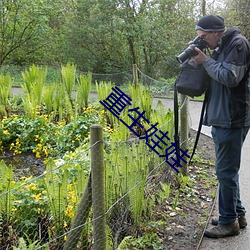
36, 152, 41, 159
32, 193, 42, 201
71, 195, 76, 204
14, 149, 22, 155
12, 207, 17, 212
43, 147, 49, 157
3, 130, 9, 135
65, 205, 74, 218
26, 183, 37, 191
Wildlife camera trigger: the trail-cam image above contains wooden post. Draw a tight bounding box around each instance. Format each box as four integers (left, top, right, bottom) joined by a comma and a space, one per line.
133, 64, 138, 86
91, 124, 106, 250
180, 94, 189, 176
63, 175, 92, 250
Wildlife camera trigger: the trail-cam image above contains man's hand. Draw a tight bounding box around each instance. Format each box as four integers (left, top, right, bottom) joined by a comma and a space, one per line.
192, 47, 207, 64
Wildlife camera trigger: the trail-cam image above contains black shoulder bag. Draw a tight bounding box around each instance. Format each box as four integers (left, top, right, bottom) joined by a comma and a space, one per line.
174, 58, 210, 165
175, 58, 208, 97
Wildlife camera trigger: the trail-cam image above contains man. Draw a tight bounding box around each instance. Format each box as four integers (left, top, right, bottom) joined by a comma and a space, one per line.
192, 15, 250, 238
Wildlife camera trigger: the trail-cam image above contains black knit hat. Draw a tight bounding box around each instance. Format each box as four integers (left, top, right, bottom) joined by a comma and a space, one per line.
195, 15, 225, 32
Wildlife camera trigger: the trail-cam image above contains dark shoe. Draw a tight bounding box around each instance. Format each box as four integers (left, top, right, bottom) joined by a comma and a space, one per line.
204, 222, 240, 238
211, 214, 247, 229
238, 215, 247, 228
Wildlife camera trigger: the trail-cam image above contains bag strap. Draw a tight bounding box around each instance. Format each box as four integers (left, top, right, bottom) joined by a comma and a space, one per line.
174, 80, 180, 158
189, 48, 210, 162
189, 91, 208, 164
174, 81, 208, 165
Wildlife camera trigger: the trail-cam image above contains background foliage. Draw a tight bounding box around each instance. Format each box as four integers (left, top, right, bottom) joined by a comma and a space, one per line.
1, 0, 248, 80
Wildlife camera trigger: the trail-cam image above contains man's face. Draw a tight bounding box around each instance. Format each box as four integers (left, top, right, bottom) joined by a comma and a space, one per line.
196, 30, 222, 49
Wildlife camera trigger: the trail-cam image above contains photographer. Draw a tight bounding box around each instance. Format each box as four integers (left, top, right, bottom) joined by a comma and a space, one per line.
192, 15, 250, 238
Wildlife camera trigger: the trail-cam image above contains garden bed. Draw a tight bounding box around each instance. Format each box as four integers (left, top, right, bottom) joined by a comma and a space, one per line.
0, 67, 218, 249
0, 129, 217, 250
115, 130, 217, 249
160, 130, 217, 250
0, 124, 217, 250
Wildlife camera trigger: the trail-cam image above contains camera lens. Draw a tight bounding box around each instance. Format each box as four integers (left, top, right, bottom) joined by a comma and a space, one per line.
176, 45, 198, 63
176, 36, 208, 63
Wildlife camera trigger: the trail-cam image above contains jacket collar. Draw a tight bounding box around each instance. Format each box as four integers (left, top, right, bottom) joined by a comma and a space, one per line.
212, 26, 241, 58
221, 26, 241, 46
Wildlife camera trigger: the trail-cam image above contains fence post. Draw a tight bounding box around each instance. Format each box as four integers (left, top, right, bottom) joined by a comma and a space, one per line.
91, 124, 106, 250
133, 64, 138, 85
180, 94, 189, 176
63, 175, 92, 250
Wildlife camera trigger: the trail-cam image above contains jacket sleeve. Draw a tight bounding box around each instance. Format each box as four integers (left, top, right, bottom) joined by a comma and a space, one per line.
203, 38, 250, 87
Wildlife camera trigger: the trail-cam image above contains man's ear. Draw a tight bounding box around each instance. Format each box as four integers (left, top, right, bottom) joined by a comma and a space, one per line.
216, 31, 224, 39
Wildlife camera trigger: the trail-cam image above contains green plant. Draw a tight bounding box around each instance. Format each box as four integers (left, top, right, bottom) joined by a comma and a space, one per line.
76, 72, 92, 110
12, 176, 49, 241
0, 161, 18, 248
127, 145, 148, 224
129, 83, 152, 122
43, 159, 67, 216
140, 89, 152, 121
105, 137, 159, 245
110, 114, 131, 141
52, 83, 66, 121
0, 161, 15, 222
172, 190, 179, 210
13, 233, 49, 250
44, 63, 78, 122
96, 81, 116, 127
0, 143, 91, 248
158, 182, 171, 203
178, 173, 191, 189
0, 115, 57, 157
150, 100, 174, 142
117, 233, 163, 250
21, 65, 47, 118
96, 81, 113, 105
43, 84, 56, 114
0, 73, 12, 117
0, 107, 102, 158
60, 62, 76, 101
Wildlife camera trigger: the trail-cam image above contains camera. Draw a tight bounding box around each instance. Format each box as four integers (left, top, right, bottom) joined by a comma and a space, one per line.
176, 36, 208, 63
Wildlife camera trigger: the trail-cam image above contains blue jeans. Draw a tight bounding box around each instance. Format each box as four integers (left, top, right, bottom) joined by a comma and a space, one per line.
211, 126, 249, 225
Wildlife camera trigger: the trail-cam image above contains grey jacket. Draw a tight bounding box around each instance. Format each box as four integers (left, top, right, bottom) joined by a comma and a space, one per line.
203, 26, 250, 128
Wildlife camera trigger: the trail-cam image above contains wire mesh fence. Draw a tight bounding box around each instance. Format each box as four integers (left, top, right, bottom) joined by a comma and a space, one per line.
0, 64, 191, 249
0, 130, 176, 249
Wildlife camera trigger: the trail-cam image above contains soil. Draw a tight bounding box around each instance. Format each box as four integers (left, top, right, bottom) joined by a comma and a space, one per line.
158, 130, 217, 250
109, 129, 217, 250
0, 152, 45, 180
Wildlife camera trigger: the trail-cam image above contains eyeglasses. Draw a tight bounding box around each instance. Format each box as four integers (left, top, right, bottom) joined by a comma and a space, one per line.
199, 32, 214, 40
